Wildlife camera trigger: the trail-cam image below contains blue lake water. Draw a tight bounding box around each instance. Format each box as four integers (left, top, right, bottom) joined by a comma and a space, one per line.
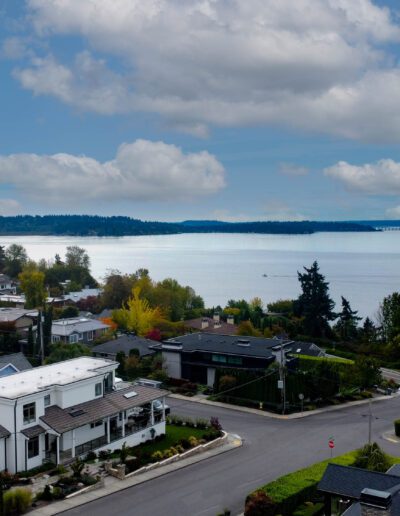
2, 232, 400, 319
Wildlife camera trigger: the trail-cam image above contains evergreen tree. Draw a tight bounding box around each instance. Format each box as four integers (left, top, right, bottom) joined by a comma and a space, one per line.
335, 296, 361, 340
378, 292, 400, 342
295, 261, 335, 338
0, 246, 6, 273
361, 317, 376, 343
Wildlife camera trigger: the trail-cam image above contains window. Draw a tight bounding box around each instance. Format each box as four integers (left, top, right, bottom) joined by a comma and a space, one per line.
211, 354, 227, 364
23, 402, 36, 425
78, 333, 83, 341
95, 382, 102, 396
69, 334, 78, 344
228, 356, 243, 365
44, 395, 51, 407
52, 335, 60, 343
28, 436, 39, 459
90, 420, 103, 428
87, 330, 94, 341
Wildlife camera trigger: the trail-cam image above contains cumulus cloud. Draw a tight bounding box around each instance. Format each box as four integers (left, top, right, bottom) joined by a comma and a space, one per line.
279, 163, 309, 176
9, 0, 400, 141
0, 140, 225, 205
0, 199, 22, 215
324, 159, 400, 195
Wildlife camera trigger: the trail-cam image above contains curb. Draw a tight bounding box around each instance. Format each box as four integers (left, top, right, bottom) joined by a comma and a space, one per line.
382, 431, 400, 444
27, 433, 242, 516
170, 392, 400, 420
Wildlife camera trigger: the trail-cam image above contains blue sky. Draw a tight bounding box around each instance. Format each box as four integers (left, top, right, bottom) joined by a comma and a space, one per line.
1, 0, 400, 221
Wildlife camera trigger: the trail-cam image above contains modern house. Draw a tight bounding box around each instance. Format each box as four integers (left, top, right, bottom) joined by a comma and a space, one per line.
161, 333, 325, 386
92, 334, 157, 360
0, 353, 32, 377
318, 463, 400, 515
0, 274, 16, 295
0, 356, 169, 473
51, 317, 110, 345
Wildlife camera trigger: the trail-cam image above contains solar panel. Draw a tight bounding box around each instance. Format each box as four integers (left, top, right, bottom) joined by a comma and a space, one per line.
124, 391, 138, 399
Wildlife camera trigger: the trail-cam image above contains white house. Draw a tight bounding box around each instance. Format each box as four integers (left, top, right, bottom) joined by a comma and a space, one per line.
51, 318, 110, 345
0, 357, 168, 473
0, 274, 16, 295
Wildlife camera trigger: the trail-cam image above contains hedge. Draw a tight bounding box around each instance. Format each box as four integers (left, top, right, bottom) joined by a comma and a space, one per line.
394, 419, 400, 437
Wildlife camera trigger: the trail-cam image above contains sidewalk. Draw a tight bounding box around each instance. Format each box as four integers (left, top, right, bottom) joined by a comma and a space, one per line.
28, 433, 242, 516
170, 391, 400, 420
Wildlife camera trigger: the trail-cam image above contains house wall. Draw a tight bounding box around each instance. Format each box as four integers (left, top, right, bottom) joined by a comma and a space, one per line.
53, 376, 108, 409
207, 367, 216, 387
14, 317, 33, 332
163, 351, 181, 379
61, 422, 106, 451
0, 438, 6, 471
95, 421, 166, 454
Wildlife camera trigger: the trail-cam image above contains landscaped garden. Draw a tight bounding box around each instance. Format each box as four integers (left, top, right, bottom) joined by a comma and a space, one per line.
244, 443, 400, 516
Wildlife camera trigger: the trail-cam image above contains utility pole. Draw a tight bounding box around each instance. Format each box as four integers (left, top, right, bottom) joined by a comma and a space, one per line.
39, 309, 44, 365
279, 343, 286, 415
368, 399, 372, 444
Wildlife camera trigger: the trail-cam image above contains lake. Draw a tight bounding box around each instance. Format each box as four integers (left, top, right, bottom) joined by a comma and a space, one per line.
2, 232, 400, 319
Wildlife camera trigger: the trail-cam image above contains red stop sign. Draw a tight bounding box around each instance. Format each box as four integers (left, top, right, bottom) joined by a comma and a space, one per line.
329, 440, 335, 449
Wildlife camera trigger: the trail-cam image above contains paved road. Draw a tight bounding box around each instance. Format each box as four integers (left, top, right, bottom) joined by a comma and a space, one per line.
62, 396, 400, 516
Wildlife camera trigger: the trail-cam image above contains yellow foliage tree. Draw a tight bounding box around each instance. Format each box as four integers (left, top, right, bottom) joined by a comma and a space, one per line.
113, 287, 163, 336
19, 263, 47, 309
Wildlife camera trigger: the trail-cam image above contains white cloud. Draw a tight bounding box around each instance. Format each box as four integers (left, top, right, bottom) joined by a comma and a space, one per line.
0, 199, 22, 215
10, 0, 400, 141
324, 159, 400, 195
279, 162, 309, 176
1, 37, 30, 60
0, 140, 225, 205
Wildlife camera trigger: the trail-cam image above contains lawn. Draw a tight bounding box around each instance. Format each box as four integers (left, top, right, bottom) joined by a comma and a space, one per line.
131, 424, 209, 456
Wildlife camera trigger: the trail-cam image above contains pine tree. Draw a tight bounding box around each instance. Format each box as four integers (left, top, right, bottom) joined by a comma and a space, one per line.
296, 261, 336, 338
335, 296, 361, 341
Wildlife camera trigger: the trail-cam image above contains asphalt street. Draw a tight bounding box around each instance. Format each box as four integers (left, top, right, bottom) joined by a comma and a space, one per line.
61, 396, 400, 516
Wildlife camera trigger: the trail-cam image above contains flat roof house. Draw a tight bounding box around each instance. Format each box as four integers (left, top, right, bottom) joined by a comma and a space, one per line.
51, 317, 111, 345
0, 357, 169, 473
162, 333, 325, 387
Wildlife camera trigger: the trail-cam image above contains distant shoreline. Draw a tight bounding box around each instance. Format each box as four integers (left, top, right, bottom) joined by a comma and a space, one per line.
0, 215, 380, 237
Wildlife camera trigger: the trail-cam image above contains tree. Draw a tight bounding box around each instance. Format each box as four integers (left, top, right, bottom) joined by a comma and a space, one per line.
378, 292, 400, 342
113, 287, 163, 336
65, 246, 90, 270
353, 443, 391, 472
335, 296, 361, 341
295, 261, 336, 338
245, 491, 276, 516
101, 272, 134, 309
115, 351, 126, 377
236, 320, 262, 337
266, 299, 294, 315
4, 244, 28, 278
0, 246, 6, 273
60, 306, 79, 318
353, 356, 382, 389
45, 342, 91, 364
124, 355, 141, 379
360, 317, 377, 344
18, 263, 47, 309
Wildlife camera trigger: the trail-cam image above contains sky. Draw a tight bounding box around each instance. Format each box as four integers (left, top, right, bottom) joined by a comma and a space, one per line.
1, 0, 400, 222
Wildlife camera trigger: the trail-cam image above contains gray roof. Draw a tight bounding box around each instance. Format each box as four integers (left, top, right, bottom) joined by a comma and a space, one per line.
40, 385, 169, 434
0, 308, 35, 323
92, 335, 156, 357
0, 425, 10, 439
386, 464, 400, 477
284, 341, 325, 357
183, 317, 238, 335
318, 464, 400, 499
52, 317, 110, 337
21, 425, 46, 439
64, 288, 102, 303
0, 353, 33, 372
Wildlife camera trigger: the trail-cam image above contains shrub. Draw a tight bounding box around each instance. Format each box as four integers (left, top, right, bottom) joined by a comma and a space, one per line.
81, 474, 98, 486
53, 464, 67, 475
85, 451, 97, 462
4, 488, 32, 514
394, 419, 400, 437
195, 418, 209, 429
188, 436, 199, 447
120, 442, 131, 464
40, 484, 53, 501
353, 442, 392, 472
179, 438, 191, 450
98, 449, 111, 460
52, 487, 64, 500
71, 457, 85, 478
210, 417, 223, 432
151, 450, 164, 462
245, 490, 276, 516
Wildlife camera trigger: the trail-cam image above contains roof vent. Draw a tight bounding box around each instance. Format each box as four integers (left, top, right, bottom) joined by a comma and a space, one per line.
69, 409, 85, 417
124, 391, 138, 399
237, 339, 250, 347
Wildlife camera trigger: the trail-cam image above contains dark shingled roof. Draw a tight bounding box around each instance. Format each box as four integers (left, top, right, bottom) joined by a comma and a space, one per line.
343, 488, 400, 515
21, 425, 46, 439
318, 464, 400, 499
0, 425, 10, 439
386, 464, 400, 477
0, 353, 33, 373
92, 335, 156, 358
40, 385, 169, 434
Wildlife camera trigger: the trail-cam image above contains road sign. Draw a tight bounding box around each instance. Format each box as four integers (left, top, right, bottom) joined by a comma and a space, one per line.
328, 440, 335, 449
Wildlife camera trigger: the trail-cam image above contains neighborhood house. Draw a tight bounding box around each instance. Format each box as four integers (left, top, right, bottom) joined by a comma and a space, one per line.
0, 356, 169, 473
51, 317, 110, 344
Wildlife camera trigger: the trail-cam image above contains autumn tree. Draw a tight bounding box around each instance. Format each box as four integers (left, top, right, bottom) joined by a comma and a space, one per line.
113, 287, 163, 336
19, 263, 47, 309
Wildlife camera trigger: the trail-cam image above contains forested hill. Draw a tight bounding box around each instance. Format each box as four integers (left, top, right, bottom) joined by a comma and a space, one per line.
0, 215, 376, 236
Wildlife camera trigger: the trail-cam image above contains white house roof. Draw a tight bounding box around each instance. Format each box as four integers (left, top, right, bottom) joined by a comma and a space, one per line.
51, 317, 110, 336
0, 357, 117, 399
63, 288, 102, 303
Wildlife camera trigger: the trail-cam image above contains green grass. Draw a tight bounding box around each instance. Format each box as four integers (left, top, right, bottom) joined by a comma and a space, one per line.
295, 354, 354, 365
132, 424, 209, 456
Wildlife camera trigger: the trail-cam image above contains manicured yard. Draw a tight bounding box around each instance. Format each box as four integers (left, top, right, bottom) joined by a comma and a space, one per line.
134, 424, 210, 456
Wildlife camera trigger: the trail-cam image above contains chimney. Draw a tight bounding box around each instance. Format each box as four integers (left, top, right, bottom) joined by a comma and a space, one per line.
201, 318, 209, 330
213, 313, 220, 323
227, 315, 234, 325
360, 489, 392, 516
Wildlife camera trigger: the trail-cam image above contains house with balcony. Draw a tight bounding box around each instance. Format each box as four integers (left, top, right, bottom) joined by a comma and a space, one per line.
0, 356, 169, 473
51, 317, 111, 345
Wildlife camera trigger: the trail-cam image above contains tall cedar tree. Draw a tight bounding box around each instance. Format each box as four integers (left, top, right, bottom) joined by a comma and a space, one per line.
296, 261, 335, 338
336, 296, 361, 341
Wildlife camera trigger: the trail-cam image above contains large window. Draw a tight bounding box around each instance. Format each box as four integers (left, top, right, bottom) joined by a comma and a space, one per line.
23, 402, 36, 425
228, 356, 242, 365
211, 354, 227, 364
28, 436, 39, 458
69, 334, 78, 344
87, 330, 94, 341
44, 394, 51, 407
95, 382, 102, 396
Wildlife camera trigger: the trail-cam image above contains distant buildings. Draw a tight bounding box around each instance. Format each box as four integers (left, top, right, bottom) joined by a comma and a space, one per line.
183, 314, 238, 335
0, 307, 36, 339
0, 356, 169, 473
0, 352, 32, 377
92, 334, 157, 360
51, 317, 110, 345
0, 274, 16, 295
